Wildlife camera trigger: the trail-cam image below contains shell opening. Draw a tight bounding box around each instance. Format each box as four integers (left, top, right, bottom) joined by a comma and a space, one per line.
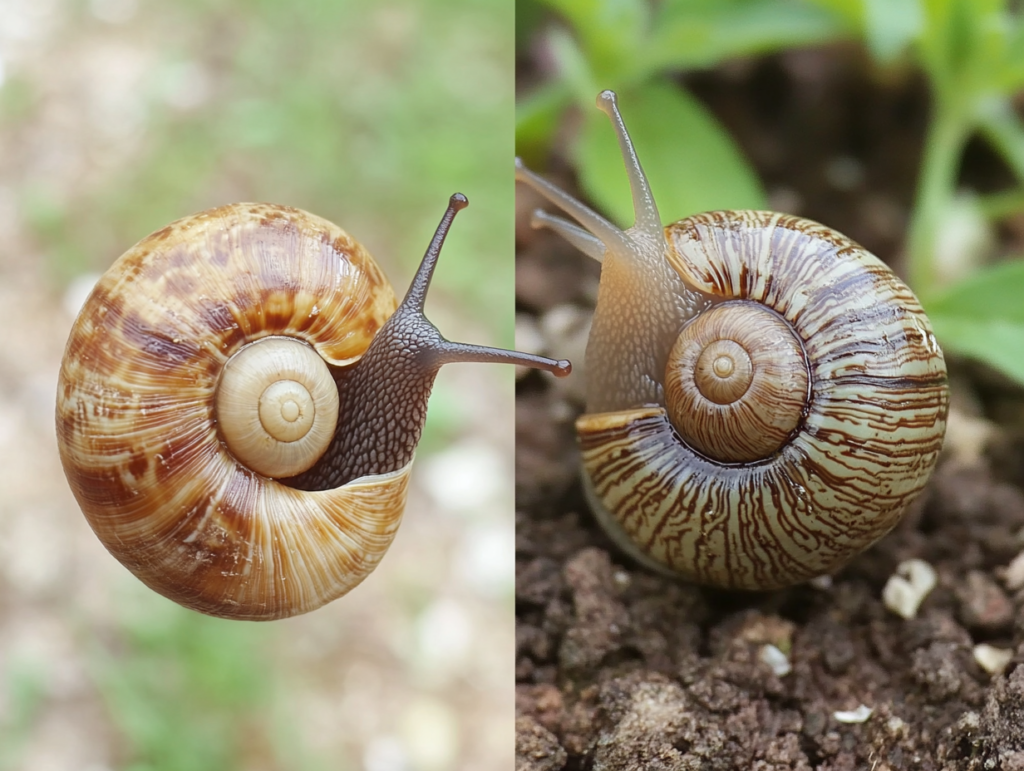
216, 336, 340, 478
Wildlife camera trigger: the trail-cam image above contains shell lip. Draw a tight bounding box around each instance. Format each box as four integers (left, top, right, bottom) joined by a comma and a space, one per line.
318, 459, 414, 490
576, 405, 806, 471
277, 459, 415, 493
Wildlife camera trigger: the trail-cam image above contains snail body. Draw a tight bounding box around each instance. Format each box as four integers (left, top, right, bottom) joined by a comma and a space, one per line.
58, 197, 569, 620
516, 91, 948, 591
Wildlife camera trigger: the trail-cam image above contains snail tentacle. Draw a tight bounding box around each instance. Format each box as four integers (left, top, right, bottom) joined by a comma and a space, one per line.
529, 209, 606, 263
594, 90, 662, 243
290, 193, 570, 491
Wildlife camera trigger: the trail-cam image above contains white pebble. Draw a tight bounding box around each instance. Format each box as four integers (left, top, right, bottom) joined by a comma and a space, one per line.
882, 559, 937, 619
455, 522, 514, 598
401, 698, 459, 771
415, 598, 473, 677
363, 735, 408, 771
833, 704, 873, 723
973, 643, 1014, 675
540, 303, 591, 340
809, 574, 833, 590
1004, 550, 1024, 591
759, 643, 791, 676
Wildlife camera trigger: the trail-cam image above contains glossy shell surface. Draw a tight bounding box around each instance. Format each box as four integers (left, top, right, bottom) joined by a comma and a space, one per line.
56, 203, 404, 619
577, 211, 949, 590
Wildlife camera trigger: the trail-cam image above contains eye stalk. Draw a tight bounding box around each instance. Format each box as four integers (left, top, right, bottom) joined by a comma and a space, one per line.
289, 192, 571, 491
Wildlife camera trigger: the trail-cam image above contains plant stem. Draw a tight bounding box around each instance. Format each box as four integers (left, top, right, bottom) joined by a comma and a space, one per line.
906, 99, 971, 301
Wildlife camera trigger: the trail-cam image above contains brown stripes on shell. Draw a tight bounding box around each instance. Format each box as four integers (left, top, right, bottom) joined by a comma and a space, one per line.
664, 301, 811, 464
119, 309, 202, 365
579, 406, 937, 590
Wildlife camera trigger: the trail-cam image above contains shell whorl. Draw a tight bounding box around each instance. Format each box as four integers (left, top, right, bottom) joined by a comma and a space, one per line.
216, 336, 340, 478
56, 203, 406, 620
664, 299, 810, 464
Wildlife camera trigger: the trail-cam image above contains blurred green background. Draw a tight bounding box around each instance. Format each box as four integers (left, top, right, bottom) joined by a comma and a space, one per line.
0, 0, 515, 769
516, 0, 1024, 388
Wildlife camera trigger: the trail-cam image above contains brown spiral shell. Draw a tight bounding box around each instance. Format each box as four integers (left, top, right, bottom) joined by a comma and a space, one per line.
56, 203, 407, 620
516, 90, 949, 591
577, 211, 949, 590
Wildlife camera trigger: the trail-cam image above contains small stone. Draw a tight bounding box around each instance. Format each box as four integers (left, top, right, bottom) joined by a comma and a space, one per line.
760, 643, 792, 676
539, 304, 591, 403
912, 642, 964, 701
882, 559, 937, 619
957, 571, 1013, 632
886, 716, 907, 737
943, 407, 995, 468
833, 704, 873, 723
809, 574, 834, 590
973, 643, 1014, 675
1003, 551, 1024, 591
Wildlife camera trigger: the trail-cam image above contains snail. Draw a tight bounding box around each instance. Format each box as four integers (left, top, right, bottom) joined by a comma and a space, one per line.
515, 91, 949, 591
57, 194, 570, 620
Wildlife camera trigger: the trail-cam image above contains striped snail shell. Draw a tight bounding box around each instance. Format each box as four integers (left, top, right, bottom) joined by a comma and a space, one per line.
515, 91, 949, 591
57, 196, 570, 620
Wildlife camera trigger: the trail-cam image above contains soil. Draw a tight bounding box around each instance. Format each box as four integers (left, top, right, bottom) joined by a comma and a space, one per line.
515, 44, 1024, 771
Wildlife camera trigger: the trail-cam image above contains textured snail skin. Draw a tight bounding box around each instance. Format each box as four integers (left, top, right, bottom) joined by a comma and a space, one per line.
58, 200, 571, 619
516, 92, 949, 591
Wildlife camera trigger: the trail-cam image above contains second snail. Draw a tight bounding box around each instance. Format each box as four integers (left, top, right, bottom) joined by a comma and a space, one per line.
57, 194, 569, 621
516, 91, 949, 591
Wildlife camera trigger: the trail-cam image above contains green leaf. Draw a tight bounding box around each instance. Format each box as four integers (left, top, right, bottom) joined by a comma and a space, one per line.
546, 25, 601, 104
801, 0, 864, 23
536, 0, 650, 81
645, 0, 851, 73
861, 0, 923, 62
979, 98, 1024, 184
917, 0, 1005, 101
576, 79, 766, 228
515, 82, 573, 164
927, 259, 1024, 384
999, 17, 1024, 91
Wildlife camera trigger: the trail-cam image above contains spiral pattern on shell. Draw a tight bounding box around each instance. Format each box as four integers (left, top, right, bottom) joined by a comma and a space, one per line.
56, 203, 406, 620
577, 211, 948, 590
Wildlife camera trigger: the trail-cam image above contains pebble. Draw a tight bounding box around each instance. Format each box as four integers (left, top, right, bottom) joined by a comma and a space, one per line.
759, 644, 792, 677
833, 704, 873, 723
973, 643, 1014, 675
1003, 551, 1024, 591
956, 571, 1013, 632
882, 559, 937, 619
